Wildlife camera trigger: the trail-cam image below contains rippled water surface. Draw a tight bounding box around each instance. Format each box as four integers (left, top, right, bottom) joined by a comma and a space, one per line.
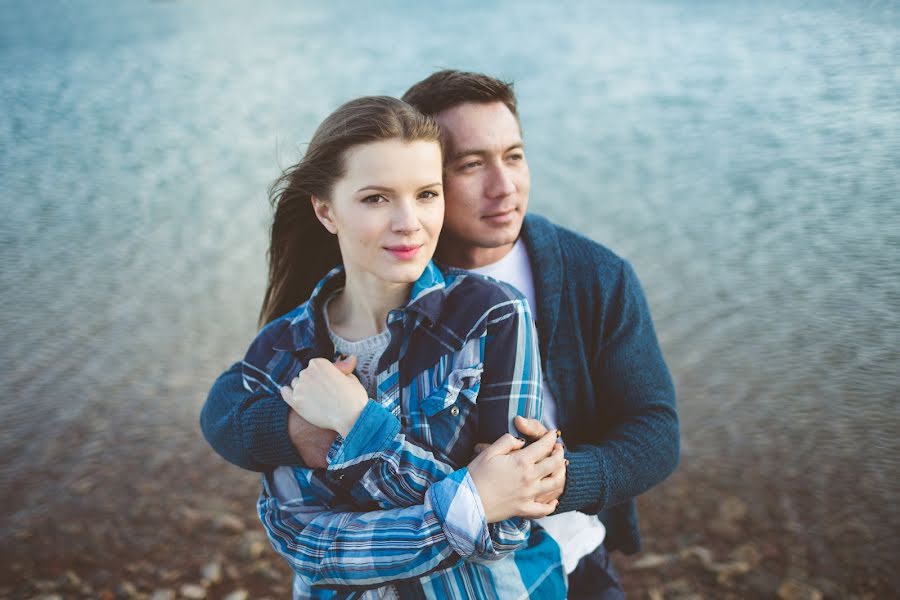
1, 0, 898, 591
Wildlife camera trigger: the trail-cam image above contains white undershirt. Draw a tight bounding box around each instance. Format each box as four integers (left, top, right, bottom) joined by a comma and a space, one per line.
470, 239, 606, 574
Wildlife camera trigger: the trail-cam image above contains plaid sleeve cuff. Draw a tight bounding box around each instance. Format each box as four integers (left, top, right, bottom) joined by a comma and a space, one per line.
327, 400, 401, 468
427, 468, 493, 558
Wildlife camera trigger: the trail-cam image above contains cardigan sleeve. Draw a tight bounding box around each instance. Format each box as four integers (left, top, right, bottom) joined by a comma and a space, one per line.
556, 260, 679, 515
199, 362, 303, 471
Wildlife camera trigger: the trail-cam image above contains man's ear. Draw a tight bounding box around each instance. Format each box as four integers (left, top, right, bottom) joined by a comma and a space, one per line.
311, 196, 338, 234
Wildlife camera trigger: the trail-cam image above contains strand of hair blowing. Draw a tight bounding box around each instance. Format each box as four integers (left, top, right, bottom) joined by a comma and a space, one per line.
259, 154, 341, 328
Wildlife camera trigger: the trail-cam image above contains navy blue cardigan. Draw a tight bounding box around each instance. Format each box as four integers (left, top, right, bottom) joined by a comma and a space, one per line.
200, 213, 679, 554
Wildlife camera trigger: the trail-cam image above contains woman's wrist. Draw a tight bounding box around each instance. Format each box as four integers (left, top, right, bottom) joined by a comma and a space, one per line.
334, 398, 369, 438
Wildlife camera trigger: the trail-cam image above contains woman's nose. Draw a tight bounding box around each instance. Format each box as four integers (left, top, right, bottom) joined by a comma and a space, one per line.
392, 200, 421, 232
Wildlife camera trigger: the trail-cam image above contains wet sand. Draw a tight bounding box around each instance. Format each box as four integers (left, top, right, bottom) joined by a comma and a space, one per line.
1, 419, 894, 599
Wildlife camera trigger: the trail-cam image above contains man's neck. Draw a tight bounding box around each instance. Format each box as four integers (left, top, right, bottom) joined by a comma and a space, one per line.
437, 240, 516, 270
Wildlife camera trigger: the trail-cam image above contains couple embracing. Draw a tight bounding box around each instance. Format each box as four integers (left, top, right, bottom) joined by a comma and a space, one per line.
201, 70, 679, 599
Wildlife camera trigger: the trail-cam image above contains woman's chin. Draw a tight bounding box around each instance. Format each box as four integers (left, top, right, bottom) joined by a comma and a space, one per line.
377, 261, 430, 285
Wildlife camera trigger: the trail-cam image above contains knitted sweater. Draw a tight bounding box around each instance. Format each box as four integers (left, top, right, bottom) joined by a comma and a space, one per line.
199, 213, 679, 554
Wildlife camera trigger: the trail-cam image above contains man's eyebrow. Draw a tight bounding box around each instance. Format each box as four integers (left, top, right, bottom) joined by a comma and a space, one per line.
449, 143, 524, 162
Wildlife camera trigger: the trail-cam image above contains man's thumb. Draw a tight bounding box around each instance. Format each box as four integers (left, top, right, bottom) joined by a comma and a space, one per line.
333, 354, 358, 375
514, 415, 548, 440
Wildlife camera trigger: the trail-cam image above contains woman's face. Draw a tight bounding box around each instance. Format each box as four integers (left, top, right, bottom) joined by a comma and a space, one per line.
313, 139, 444, 287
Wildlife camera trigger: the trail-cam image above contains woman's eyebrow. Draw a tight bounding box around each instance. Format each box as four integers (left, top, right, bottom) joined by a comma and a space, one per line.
356, 182, 443, 193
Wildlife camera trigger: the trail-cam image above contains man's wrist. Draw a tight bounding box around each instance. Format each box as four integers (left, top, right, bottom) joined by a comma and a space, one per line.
555, 448, 605, 514
240, 395, 303, 467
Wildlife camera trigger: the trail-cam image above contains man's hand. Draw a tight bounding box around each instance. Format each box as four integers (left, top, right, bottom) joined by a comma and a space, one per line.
474, 416, 567, 506
287, 410, 337, 469
513, 415, 551, 442
283, 355, 357, 469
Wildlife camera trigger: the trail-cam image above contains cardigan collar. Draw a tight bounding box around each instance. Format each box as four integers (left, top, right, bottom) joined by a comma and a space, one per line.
520, 213, 563, 360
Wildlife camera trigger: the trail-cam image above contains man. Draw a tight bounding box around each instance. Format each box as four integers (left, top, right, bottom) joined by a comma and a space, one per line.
201, 70, 679, 598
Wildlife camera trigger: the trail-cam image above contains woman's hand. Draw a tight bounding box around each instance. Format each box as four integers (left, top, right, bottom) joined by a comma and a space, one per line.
510, 416, 567, 504
281, 356, 368, 437
468, 429, 566, 523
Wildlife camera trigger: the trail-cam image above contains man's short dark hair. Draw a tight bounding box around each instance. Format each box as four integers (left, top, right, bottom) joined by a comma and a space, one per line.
402, 70, 519, 120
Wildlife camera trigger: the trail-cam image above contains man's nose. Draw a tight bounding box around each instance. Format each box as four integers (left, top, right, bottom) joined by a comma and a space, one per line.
486, 165, 516, 199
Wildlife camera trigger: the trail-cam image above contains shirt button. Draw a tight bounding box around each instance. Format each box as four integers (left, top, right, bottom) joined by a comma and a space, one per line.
450, 406, 460, 417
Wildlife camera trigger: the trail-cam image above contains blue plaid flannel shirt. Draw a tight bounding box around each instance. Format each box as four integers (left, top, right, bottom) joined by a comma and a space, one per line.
242, 262, 566, 599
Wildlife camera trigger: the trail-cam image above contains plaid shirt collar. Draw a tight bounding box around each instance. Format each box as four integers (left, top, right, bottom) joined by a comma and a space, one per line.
272, 261, 447, 354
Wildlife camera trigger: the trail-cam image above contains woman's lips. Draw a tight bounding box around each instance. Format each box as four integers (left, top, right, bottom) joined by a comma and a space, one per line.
385, 245, 422, 260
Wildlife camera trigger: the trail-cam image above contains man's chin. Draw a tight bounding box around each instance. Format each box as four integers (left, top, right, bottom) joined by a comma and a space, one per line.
476, 222, 523, 247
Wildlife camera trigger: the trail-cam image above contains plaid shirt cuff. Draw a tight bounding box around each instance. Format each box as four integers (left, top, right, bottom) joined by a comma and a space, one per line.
427, 468, 494, 558
327, 400, 402, 468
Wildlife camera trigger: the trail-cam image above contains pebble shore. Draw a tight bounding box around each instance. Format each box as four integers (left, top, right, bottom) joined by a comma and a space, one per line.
1, 440, 892, 599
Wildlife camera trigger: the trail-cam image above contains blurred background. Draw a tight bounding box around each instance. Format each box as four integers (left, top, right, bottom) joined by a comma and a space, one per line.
1, 1, 898, 598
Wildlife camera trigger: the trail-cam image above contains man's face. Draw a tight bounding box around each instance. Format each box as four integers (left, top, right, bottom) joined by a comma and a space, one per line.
434, 101, 530, 268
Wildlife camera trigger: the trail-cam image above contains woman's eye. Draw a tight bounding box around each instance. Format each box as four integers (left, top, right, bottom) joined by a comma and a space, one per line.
419, 190, 440, 200
362, 194, 386, 204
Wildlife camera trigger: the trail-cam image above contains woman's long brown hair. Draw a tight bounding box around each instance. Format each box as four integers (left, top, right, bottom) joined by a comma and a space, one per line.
259, 96, 441, 327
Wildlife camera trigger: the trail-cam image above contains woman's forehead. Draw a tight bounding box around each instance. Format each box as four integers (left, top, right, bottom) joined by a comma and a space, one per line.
339, 139, 443, 191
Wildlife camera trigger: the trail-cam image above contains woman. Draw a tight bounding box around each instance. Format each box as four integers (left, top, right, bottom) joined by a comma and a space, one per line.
242, 96, 567, 598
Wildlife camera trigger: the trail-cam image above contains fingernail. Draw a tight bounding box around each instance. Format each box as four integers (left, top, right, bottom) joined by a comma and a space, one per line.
564, 459, 569, 466
557, 429, 562, 438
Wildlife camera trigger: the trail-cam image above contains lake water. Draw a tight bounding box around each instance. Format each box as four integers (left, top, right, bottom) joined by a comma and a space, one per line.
1, 0, 898, 593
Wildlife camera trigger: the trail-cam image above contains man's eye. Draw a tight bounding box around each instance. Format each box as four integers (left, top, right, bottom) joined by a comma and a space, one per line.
362, 194, 386, 204
461, 161, 481, 170
507, 153, 524, 162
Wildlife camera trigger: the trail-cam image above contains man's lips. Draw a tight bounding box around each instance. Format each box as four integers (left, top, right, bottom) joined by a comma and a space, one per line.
385, 244, 423, 260
482, 208, 518, 224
